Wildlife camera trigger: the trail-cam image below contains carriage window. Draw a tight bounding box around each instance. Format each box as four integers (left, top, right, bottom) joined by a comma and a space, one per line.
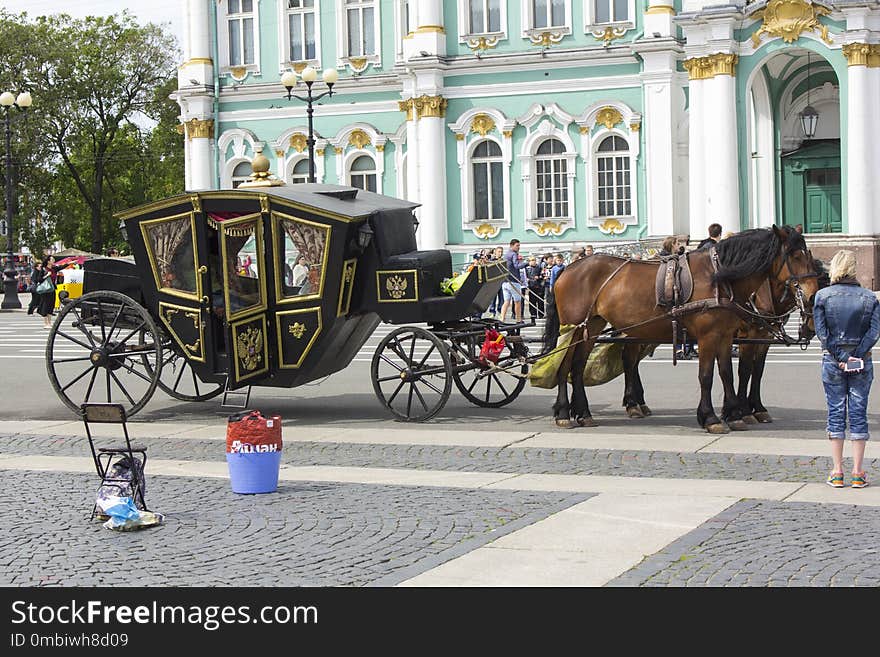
275, 213, 330, 301
219, 215, 265, 319
142, 213, 199, 298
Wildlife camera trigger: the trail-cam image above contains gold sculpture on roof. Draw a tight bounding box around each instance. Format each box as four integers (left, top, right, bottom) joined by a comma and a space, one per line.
750, 0, 832, 47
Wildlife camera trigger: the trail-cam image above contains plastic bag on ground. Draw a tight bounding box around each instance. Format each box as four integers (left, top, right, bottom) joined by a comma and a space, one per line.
97, 496, 164, 531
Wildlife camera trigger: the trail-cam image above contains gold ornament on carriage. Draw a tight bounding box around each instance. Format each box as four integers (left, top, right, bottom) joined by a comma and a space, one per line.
386, 275, 408, 300
289, 322, 306, 339
236, 326, 263, 371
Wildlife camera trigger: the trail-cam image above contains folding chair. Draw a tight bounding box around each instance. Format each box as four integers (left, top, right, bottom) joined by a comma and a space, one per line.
80, 403, 148, 519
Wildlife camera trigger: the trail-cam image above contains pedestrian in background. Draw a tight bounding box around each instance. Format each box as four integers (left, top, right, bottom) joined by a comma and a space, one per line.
697, 223, 722, 249
487, 245, 504, 317
525, 255, 545, 319
26, 260, 43, 315
813, 250, 880, 489
35, 256, 58, 328
500, 239, 528, 322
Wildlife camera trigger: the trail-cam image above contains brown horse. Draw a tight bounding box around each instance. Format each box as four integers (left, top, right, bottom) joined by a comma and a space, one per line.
735, 255, 827, 424
543, 226, 819, 433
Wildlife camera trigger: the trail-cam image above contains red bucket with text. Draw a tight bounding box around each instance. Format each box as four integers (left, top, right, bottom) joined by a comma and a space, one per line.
226, 411, 283, 494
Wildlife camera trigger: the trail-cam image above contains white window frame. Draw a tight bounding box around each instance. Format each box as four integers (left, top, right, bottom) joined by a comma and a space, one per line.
218, 0, 262, 80
471, 139, 506, 222
394, 0, 414, 63
347, 154, 379, 192
594, 135, 632, 220
218, 129, 262, 188
534, 139, 571, 220
584, 0, 635, 32
521, 0, 572, 41
288, 157, 311, 184
330, 123, 387, 190
457, 0, 508, 46
231, 159, 254, 188
448, 108, 515, 239
576, 102, 641, 233
517, 103, 577, 237
278, 0, 322, 70
336, 0, 382, 72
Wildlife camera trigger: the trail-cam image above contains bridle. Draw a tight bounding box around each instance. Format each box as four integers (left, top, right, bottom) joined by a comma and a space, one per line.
770, 245, 818, 306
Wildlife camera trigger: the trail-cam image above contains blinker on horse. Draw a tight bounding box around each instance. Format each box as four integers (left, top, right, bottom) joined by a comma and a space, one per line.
543, 226, 820, 433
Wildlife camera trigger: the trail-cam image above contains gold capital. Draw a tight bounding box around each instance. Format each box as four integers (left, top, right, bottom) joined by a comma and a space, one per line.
843, 43, 880, 67
398, 98, 414, 121
185, 118, 214, 140
412, 95, 447, 119
683, 53, 738, 80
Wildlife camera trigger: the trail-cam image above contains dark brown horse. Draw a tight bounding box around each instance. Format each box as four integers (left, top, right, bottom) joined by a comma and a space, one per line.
543, 226, 819, 433
735, 255, 827, 424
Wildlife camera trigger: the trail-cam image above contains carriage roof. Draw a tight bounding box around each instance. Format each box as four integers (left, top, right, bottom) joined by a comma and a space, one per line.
115, 184, 419, 224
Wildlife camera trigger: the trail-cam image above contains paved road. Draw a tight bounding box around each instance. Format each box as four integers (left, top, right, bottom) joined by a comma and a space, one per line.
2, 310, 879, 587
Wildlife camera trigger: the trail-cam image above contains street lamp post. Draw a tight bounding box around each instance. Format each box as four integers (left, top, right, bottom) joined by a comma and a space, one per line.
280, 66, 339, 184
1, 90, 32, 310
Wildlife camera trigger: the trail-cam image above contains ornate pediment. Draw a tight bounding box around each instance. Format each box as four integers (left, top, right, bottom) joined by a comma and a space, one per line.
751, 0, 832, 47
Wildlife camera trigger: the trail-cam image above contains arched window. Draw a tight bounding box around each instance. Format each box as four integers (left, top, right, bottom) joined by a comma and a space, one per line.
535, 138, 568, 219
290, 159, 310, 184
472, 140, 503, 220
596, 135, 631, 217
349, 155, 377, 192
231, 161, 252, 188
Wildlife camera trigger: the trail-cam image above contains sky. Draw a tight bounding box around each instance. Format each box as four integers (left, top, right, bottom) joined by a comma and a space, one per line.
0, 0, 185, 48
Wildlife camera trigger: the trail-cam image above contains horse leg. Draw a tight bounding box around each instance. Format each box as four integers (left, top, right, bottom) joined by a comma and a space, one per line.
622, 343, 645, 418
570, 338, 598, 428
552, 327, 580, 428
736, 342, 758, 424
634, 355, 651, 416
696, 338, 728, 434
750, 343, 773, 423
718, 334, 747, 430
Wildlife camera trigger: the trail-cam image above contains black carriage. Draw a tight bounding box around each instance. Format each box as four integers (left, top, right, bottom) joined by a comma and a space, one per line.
46, 184, 529, 420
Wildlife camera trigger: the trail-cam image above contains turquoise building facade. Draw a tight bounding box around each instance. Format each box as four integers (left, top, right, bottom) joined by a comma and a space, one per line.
175, 1, 880, 283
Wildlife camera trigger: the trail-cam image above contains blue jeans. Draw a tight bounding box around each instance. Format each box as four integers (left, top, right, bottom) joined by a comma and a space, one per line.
821, 355, 873, 440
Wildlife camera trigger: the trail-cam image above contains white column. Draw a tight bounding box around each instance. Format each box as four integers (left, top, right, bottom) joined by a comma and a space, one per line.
178, 0, 215, 191
702, 69, 739, 235
404, 1, 445, 60
639, 47, 679, 238
846, 63, 878, 234
188, 121, 214, 191
687, 77, 706, 240
416, 105, 448, 250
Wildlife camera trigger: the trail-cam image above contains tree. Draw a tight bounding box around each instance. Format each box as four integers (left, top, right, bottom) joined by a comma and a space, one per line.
30, 13, 179, 254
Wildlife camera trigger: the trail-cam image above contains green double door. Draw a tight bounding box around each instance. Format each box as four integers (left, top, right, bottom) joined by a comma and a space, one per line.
781, 140, 842, 234
804, 168, 841, 233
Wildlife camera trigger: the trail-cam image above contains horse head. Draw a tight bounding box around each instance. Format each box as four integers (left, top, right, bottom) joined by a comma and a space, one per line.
769, 225, 820, 338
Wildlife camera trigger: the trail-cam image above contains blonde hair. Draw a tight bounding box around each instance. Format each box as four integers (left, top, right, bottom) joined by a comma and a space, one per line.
829, 250, 857, 283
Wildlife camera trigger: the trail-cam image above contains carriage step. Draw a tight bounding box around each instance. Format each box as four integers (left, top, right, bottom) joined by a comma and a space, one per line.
221, 380, 252, 409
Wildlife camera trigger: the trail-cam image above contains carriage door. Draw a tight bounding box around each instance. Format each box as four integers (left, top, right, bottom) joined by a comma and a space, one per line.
218, 213, 270, 387
140, 211, 215, 372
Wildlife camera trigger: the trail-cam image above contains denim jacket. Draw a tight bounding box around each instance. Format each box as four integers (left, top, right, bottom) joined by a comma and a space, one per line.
813, 280, 880, 363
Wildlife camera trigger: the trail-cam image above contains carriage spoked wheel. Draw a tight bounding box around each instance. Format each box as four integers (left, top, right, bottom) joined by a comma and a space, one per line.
45, 291, 162, 417
449, 335, 527, 408
371, 326, 452, 422
143, 339, 224, 402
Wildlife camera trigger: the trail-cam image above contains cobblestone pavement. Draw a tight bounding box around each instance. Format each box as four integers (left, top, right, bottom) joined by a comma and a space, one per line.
0, 470, 587, 587
3, 433, 877, 483
609, 501, 880, 587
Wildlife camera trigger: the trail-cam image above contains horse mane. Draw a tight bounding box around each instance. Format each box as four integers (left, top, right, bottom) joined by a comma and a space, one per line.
813, 256, 830, 289
713, 226, 806, 283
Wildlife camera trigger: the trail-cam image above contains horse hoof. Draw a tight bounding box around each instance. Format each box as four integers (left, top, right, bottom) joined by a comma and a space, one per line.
741, 414, 758, 425
728, 420, 748, 431
754, 411, 773, 423
639, 405, 652, 417
706, 422, 730, 435
555, 419, 573, 429
576, 416, 598, 428
626, 406, 645, 419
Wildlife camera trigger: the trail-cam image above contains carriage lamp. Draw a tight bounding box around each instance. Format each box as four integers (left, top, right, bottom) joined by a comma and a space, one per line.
1, 90, 32, 310
118, 219, 128, 244
280, 67, 339, 184
356, 222, 374, 251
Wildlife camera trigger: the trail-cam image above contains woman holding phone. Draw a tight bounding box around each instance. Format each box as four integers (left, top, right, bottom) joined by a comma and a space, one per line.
813, 250, 880, 488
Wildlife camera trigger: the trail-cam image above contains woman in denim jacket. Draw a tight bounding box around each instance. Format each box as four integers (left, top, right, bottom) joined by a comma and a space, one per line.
813, 250, 880, 488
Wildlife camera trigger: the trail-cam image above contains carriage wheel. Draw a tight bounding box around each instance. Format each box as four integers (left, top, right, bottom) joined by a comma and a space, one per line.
45, 291, 162, 417
144, 340, 224, 402
371, 326, 452, 422
449, 336, 527, 408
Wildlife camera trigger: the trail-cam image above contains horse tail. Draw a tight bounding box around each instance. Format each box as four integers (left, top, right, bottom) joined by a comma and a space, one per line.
543, 289, 560, 354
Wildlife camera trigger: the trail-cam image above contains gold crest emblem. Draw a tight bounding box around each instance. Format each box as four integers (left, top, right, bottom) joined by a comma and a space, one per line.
386, 275, 408, 300
236, 326, 263, 371
289, 322, 306, 339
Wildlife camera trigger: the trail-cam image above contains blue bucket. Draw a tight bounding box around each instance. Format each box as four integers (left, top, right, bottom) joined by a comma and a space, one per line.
226, 452, 282, 494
